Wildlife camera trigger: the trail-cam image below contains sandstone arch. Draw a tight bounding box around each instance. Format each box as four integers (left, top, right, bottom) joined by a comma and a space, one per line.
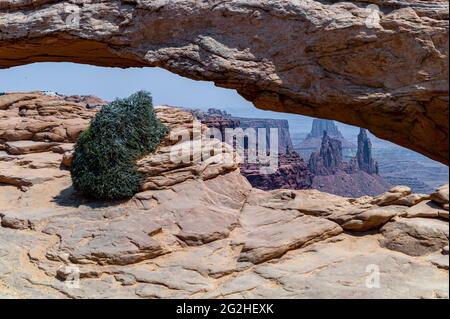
0, 0, 448, 164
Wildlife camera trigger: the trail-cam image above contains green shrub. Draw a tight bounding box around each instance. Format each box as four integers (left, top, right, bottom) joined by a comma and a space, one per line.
71, 91, 168, 199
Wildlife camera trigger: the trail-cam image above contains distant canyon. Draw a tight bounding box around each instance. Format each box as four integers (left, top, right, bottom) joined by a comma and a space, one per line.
193, 108, 448, 197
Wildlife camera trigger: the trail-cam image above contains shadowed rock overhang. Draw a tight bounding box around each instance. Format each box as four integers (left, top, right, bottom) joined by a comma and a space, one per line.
0, 0, 448, 164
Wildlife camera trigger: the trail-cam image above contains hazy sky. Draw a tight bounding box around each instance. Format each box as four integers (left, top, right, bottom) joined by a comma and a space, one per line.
2, 61, 378, 142
0, 62, 300, 119
0, 62, 447, 172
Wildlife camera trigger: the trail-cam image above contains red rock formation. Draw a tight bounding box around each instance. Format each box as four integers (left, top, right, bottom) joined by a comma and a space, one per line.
240, 150, 313, 191
356, 128, 379, 175
193, 108, 294, 153
308, 132, 346, 175
308, 131, 391, 197
191, 108, 312, 190
311, 171, 392, 198
236, 117, 294, 154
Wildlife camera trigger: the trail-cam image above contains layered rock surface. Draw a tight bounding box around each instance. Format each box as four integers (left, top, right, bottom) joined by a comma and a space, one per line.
137, 107, 240, 191
0, 92, 101, 144
193, 109, 390, 196
0, 0, 448, 164
191, 108, 241, 141
240, 150, 313, 191
0, 93, 448, 298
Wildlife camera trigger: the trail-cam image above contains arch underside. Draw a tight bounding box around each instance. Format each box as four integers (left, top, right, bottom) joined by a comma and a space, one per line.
0, 0, 448, 164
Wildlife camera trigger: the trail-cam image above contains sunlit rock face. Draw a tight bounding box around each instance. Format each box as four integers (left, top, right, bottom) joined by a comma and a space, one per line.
0, 92, 448, 298
0, 0, 448, 164
240, 150, 313, 191
0, 92, 103, 144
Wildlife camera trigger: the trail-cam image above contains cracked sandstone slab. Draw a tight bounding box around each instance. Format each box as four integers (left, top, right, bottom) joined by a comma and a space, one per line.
0, 97, 448, 298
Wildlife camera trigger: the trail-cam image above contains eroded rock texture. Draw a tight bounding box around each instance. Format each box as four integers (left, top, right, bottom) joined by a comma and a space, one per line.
0, 0, 448, 164
0, 92, 102, 144
0, 93, 448, 298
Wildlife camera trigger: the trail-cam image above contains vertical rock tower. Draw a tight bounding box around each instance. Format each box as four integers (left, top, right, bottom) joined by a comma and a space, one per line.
296, 119, 355, 152
308, 131, 344, 175
356, 128, 379, 175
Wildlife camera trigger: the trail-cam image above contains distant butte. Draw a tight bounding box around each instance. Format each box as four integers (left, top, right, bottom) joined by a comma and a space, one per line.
296, 119, 355, 152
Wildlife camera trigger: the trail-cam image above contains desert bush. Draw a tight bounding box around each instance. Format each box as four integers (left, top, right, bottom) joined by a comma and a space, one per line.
71, 91, 168, 199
